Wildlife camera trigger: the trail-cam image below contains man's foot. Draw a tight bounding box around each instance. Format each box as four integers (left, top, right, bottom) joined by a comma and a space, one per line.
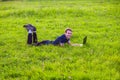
83, 36, 87, 44
23, 24, 36, 32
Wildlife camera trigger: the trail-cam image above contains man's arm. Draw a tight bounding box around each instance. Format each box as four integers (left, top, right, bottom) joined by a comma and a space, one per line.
67, 41, 83, 47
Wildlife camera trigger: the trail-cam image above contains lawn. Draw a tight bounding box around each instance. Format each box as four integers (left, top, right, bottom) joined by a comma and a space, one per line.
0, 0, 120, 80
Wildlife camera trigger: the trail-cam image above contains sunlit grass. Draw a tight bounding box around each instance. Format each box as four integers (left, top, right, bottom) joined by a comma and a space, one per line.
0, 0, 120, 80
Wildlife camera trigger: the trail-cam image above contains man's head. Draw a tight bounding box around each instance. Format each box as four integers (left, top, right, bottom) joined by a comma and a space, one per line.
65, 28, 72, 39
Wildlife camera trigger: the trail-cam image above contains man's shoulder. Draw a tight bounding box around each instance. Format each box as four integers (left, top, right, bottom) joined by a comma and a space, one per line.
56, 34, 66, 40
59, 34, 65, 38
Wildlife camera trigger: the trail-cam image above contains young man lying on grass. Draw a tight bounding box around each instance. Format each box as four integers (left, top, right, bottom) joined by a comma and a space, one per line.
23, 24, 87, 47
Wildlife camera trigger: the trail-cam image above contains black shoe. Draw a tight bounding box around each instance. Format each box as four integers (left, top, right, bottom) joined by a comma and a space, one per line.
83, 36, 87, 44
23, 24, 36, 32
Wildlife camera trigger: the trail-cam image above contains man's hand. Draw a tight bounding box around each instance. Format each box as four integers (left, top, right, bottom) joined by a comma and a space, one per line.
68, 41, 83, 47
71, 44, 83, 47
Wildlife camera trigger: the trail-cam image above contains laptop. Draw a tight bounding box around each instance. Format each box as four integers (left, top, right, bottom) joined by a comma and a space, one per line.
83, 36, 87, 44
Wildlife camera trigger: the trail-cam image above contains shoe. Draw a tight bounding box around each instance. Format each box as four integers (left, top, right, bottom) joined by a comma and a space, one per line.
83, 36, 87, 44
23, 24, 36, 32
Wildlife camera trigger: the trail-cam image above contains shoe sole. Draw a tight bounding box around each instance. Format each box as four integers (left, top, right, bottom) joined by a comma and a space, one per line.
23, 24, 36, 31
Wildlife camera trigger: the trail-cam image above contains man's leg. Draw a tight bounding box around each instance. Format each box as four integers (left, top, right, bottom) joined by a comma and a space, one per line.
33, 31, 38, 43
34, 40, 50, 46
24, 24, 38, 44
27, 30, 32, 44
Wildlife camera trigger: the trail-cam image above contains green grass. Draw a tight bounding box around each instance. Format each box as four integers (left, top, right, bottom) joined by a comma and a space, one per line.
0, 0, 120, 80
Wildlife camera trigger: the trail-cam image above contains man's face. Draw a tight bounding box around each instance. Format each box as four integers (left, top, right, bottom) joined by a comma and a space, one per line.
65, 30, 72, 39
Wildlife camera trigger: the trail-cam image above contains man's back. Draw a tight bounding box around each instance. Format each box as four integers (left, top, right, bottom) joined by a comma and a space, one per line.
52, 34, 70, 45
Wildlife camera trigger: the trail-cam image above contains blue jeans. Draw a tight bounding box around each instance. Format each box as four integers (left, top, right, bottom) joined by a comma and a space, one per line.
36, 40, 53, 46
